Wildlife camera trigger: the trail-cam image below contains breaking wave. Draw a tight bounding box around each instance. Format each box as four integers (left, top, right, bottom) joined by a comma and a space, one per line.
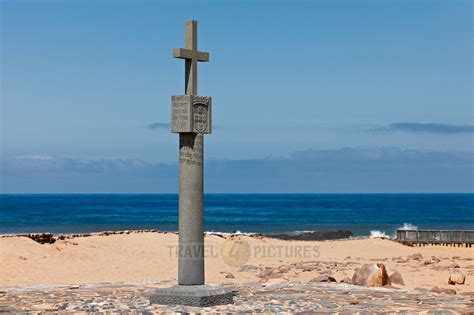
369, 230, 390, 238
370, 223, 419, 239
397, 223, 418, 230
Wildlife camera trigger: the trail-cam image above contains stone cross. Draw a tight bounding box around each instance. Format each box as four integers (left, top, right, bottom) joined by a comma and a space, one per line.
151, 20, 232, 307
173, 20, 209, 96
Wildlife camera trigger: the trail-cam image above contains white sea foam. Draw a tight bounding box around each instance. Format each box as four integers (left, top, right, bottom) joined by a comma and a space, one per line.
370, 223, 419, 239
204, 231, 256, 236
369, 230, 390, 238
397, 223, 418, 230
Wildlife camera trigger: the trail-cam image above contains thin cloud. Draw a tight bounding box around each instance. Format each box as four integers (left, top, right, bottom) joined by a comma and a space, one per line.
368, 122, 474, 134
1, 147, 473, 193
147, 122, 170, 130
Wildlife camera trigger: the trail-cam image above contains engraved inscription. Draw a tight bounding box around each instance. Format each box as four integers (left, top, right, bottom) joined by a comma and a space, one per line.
172, 95, 192, 133
173, 101, 189, 130
179, 134, 203, 167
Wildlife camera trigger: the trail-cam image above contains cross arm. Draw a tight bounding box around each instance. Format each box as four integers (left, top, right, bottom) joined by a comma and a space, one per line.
173, 48, 209, 62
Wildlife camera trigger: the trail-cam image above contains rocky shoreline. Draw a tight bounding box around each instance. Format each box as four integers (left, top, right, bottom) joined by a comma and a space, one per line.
0, 229, 355, 245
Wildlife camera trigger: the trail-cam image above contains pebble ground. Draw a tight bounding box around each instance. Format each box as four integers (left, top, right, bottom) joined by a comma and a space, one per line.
1, 280, 473, 314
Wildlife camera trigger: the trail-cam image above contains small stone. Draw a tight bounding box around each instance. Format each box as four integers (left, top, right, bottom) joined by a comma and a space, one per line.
31, 303, 58, 311
257, 269, 274, 278
408, 253, 423, 261
225, 272, 235, 279
339, 277, 352, 284
431, 256, 441, 263
349, 295, 358, 305
238, 264, 259, 272
0, 306, 15, 312
310, 275, 336, 283
291, 262, 304, 269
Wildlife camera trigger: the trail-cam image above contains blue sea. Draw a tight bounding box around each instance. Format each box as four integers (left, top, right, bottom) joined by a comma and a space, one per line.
0, 194, 473, 237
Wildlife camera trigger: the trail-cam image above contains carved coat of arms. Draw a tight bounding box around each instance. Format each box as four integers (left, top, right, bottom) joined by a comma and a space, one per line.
193, 103, 208, 133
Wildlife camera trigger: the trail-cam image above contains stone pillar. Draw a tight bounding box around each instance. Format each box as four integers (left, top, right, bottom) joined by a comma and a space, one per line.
178, 132, 204, 285
150, 20, 232, 307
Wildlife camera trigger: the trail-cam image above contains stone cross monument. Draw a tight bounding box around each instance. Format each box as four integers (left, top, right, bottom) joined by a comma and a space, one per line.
150, 20, 233, 307
173, 19, 210, 286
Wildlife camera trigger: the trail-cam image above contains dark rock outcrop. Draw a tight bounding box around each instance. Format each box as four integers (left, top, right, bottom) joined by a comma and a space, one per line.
266, 230, 352, 241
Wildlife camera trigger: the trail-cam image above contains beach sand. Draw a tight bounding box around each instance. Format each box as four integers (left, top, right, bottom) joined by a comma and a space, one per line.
0, 232, 472, 294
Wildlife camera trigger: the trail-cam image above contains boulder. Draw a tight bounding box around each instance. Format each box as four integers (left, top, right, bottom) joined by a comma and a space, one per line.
431, 286, 456, 295
352, 263, 391, 287
389, 270, 405, 286
448, 270, 465, 285
310, 275, 336, 283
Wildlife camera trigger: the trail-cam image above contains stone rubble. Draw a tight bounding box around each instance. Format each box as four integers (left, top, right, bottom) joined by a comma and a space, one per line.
1, 280, 473, 313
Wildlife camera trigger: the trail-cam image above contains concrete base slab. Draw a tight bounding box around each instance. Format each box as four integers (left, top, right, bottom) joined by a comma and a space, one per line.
149, 285, 234, 307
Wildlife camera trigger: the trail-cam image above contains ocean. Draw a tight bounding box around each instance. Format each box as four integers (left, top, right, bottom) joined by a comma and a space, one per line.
0, 194, 473, 237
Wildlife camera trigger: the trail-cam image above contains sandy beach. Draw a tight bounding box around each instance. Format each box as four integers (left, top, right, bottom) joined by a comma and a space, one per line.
1, 231, 472, 294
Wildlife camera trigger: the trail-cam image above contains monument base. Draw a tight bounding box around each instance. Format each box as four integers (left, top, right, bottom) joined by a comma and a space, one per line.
149, 285, 234, 307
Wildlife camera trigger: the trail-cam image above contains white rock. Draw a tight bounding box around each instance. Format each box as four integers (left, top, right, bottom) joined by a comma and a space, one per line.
448, 270, 465, 285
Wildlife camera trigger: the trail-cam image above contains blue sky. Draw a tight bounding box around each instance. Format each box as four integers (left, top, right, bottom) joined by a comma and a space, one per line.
1, 0, 473, 193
